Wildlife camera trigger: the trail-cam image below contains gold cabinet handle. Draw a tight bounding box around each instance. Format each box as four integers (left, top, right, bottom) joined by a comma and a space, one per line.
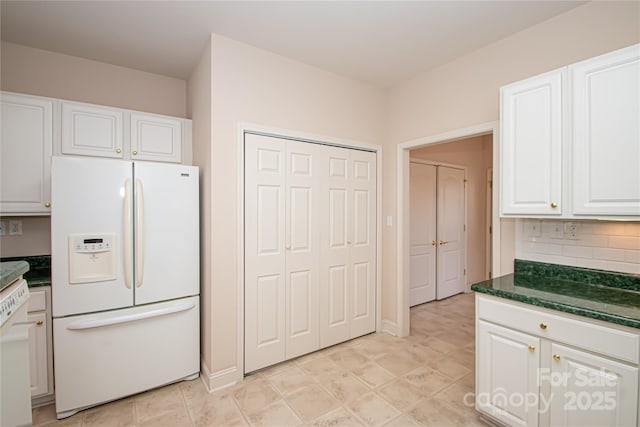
132, 150, 138, 156
553, 354, 561, 362
116, 148, 122, 154
528, 345, 535, 352
431, 240, 437, 246
439, 240, 448, 245
550, 202, 558, 208
36, 321, 43, 326
539, 323, 547, 330
44, 202, 51, 208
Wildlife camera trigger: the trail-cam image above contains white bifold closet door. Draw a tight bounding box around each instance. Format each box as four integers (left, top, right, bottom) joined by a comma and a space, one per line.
409, 162, 465, 306
244, 133, 376, 373
320, 146, 377, 348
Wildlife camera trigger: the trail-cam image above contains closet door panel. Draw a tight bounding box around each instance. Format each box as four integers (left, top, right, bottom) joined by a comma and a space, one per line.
245, 134, 287, 373
349, 150, 377, 338
320, 148, 351, 347
285, 141, 320, 359
436, 167, 465, 300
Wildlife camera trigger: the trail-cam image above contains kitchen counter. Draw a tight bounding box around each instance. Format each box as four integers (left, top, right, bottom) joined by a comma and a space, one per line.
471, 259, 640, 329
0, 260, 30, 291
0, 255, 50, 288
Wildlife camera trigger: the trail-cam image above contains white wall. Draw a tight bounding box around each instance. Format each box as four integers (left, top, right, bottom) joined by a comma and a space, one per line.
189, 34, 386, 389
516, 220, 640, 274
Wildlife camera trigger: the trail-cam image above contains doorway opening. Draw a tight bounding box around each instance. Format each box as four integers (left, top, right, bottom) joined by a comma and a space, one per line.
397, 121, 501, 336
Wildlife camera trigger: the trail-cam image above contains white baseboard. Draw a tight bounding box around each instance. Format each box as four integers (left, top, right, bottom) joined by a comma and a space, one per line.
200, 360, 241, 393
381, 319, 397, 336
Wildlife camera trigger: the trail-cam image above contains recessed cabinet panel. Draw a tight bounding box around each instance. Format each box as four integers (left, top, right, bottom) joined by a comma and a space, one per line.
27, 311, 48, 397
130, 112, 181, 163
501, 69, 564, 215
61, 101, 124, 158
0, 93, 53, 214
571, 44, 640, 215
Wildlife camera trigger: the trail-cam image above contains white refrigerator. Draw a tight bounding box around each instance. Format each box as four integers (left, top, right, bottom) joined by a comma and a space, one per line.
51, 156, 200, 419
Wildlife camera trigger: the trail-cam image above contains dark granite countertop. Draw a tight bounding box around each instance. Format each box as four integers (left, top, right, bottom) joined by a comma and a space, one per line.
0, 260, 30, 291
471, 260, 640, 329
0, 255, 51, 288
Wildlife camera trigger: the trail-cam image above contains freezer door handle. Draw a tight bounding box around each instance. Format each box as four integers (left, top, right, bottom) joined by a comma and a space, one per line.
65, 300, 196, 330
135, 179, 145, 288
123, 179, 133, 289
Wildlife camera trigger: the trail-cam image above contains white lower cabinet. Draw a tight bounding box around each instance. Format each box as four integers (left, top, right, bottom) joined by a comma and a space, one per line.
476, 294, 639, 427
26, 287, 54, 404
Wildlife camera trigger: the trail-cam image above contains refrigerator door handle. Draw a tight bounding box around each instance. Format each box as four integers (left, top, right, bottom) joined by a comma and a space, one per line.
135, 179, 145, 288
123, 179, 133, 289
65, 300, 196, 330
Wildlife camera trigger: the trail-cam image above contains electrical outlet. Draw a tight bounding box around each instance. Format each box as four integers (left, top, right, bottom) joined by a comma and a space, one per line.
9, 220, 22, 236
565, 222, 579, 240
548, 222, 564, 239
0, 220, 6, 236
524, 220, 541, 237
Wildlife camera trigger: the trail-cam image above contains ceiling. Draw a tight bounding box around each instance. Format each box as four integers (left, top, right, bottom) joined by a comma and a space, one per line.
1, 1, 586, 88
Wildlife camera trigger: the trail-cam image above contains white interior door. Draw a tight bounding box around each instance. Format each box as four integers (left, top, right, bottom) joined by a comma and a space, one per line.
409, 162, 437, 307
244, 134, 286, 373
436, 166, 465, 300
132, 162, 199, 305
284, 140, 321, 360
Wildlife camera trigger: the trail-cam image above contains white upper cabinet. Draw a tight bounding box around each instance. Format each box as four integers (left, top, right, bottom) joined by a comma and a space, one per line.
0, 92, 53, 215
61, 101, 124, 158
501, 69, 564, 215
130, 112, 182, 163
500, 43, 640, 219
570, 44, 640, 216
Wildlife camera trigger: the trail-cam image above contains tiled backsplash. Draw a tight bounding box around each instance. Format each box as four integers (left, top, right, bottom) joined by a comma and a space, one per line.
516, 220, 640, 274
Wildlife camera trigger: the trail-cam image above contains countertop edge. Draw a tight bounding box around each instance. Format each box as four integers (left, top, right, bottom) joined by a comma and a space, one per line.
471, 284, 640, 330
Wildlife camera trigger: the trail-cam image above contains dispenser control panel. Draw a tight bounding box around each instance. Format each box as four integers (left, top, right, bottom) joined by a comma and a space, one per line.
68, 233, 117, 284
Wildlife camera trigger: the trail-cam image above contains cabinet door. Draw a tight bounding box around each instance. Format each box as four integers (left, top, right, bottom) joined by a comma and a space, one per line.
478, 320, 541, 427
501, 69, 564, 215
61, 101, 124, 158
571, 44, 640, 216
130, 112, 182, 163
26, 311, 48, 397
0, 93, 53, 214
548, 343, 638, 427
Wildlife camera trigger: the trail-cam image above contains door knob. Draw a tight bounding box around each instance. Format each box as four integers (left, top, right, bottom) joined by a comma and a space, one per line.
44, 202, 51, 208
431, 240, 437, 246
540, 323, 547, 330
439, 240, 448, 245
132, 150, 138, 156
553, 354, 561, 362
528, 345, 535, 352
550, 202, 558, 208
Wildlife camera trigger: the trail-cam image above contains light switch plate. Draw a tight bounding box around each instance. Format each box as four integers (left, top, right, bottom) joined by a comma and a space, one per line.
9, 220, 22, 235
547, 222, 564, 239
0, 220, 6, 236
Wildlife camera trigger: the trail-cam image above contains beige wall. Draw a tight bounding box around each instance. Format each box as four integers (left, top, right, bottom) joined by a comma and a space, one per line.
187, 39, 213, 378
381, 1, 640, 324
1, 42, 187, 117
190, 34, 386, 387
0, 217, 50, 257
410, 135, 493, 285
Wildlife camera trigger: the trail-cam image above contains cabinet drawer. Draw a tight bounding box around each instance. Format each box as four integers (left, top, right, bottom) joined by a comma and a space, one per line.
477, 295, 639, 364
28, 289, 46, 312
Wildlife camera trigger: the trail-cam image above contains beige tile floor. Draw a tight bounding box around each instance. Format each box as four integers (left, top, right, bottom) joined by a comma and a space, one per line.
33, 292, 484, 427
